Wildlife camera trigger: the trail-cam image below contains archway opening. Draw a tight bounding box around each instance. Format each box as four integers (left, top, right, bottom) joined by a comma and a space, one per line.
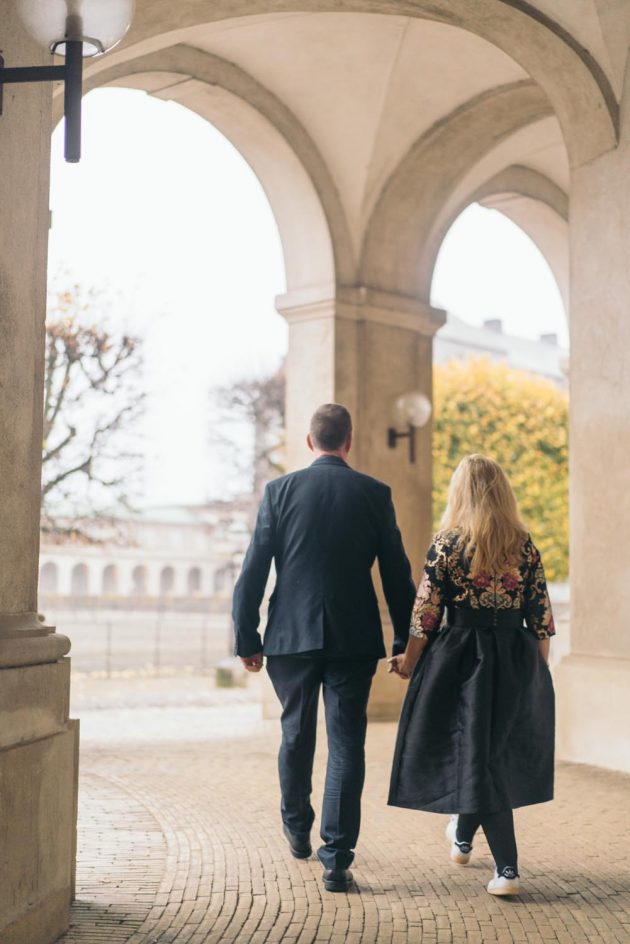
102, 564, 119, 595
432, 202, 568, 343
71, 563, 89, 596
187, 567, 202, 596
430, 201, 569, 654
45, 85, 291, 680
131, 565, 148, 595
40, 561, 59, 595
159, 566, 175, 597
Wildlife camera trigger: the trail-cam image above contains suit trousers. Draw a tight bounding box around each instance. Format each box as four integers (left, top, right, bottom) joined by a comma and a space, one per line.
266, 654, 378, 870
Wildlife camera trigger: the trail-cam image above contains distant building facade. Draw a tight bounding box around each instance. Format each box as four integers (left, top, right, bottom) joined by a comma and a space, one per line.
435, 314, 568, 387
39, 501, 252, 609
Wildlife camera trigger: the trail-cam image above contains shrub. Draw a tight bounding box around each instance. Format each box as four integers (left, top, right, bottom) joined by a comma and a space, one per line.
432, 357, 569, 581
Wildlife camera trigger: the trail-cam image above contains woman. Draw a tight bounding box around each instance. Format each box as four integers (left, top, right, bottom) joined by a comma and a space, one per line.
388, 454, 555, 897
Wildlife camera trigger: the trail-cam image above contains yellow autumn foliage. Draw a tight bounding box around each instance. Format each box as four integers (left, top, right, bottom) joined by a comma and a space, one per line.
432, 357, 569, 581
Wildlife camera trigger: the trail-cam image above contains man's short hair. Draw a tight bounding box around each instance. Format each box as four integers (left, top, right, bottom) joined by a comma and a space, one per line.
309, 403, 353, 451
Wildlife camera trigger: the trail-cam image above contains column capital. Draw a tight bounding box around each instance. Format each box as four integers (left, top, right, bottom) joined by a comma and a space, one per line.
276, 284, 446, 337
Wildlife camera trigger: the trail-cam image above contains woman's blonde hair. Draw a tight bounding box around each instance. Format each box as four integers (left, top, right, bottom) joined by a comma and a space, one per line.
440, 454, 528, 574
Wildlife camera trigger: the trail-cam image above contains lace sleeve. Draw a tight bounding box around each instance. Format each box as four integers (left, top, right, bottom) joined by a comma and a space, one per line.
524, 539, 556, 639
410, 538, 447, 638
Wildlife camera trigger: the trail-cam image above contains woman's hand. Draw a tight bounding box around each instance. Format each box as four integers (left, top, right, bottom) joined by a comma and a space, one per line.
538, 636, 550, 666
387, 653, 419, 680
388, 634, 429, 680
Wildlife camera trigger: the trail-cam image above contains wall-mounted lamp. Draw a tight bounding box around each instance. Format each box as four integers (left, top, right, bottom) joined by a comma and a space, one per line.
0, 0, 135, 163
387, 391, 432, 464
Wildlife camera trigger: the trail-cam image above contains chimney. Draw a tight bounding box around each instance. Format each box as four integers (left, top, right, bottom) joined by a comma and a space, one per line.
540, 332, 558, 345
483, 318, 503, 333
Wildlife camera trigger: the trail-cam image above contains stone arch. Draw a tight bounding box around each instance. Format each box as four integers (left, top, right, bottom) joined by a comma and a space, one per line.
214, 564, 235, 596
39, 562, 59, 595
131, 564, 148, 595
71, 563, 89, 596
464, 165, 569, 316
187, 566, 202, 596
360, 81, 557, 298
54, 44, 351, 293
418, 162, 570, 320
159, 565, 175, 596
102, 564, 119, 595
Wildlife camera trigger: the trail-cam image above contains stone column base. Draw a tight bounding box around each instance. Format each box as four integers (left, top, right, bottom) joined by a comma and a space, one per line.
555, 653, 630, 773
0, 657, 79, 944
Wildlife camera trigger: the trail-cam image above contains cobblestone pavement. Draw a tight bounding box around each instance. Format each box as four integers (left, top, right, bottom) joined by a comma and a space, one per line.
61, 682, 630, 944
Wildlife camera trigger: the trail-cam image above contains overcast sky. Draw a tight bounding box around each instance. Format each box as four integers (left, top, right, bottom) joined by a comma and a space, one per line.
49, 88, 568, 507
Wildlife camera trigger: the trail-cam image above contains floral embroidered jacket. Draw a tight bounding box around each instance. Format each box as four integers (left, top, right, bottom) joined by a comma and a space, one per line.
410, 529, 556, 641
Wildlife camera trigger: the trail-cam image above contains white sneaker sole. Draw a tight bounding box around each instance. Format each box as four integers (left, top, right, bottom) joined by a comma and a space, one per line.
451, 848, 472, 865
487, 879, 520, 896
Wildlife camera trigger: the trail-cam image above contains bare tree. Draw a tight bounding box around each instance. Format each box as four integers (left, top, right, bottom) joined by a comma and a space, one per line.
41, 284, 145, 539
211, 364, 286, 503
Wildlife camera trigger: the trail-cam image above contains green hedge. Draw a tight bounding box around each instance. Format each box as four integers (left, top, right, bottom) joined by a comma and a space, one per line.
433, 357, 569, 581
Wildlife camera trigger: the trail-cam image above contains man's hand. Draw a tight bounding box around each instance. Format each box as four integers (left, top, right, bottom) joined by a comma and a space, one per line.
240, 652, 264, 673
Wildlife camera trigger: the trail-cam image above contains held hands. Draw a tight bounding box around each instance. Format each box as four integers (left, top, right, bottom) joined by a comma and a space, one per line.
387, 653, 419, 680
240, 652, 264, 673
388, 633, 429, 679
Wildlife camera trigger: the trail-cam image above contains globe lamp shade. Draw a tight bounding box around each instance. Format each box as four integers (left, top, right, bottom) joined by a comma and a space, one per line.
392, 391, 432, 429
17, 0, 135, 57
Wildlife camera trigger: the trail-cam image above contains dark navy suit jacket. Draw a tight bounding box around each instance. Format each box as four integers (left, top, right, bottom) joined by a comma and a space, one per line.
232, 455, 416, 659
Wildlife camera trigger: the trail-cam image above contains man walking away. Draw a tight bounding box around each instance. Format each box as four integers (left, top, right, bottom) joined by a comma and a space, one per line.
232, 403, 416, 892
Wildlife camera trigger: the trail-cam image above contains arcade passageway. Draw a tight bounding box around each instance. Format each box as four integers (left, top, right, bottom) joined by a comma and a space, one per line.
61, 680, 630, 944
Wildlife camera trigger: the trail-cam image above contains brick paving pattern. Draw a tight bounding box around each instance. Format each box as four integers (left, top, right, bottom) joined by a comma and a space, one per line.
61, 695, 630, 943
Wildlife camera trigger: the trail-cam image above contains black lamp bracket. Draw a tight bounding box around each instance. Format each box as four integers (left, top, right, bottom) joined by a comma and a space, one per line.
0, 40, 84, 162
387, 424, 416, 464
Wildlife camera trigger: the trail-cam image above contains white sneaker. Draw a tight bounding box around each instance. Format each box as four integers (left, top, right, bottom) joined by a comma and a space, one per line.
487, 867, 520, 896
445, 815, 472, 865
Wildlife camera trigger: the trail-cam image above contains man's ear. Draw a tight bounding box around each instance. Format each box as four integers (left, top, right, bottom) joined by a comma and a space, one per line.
345, 433, 353, 454
306, 433, 314, 453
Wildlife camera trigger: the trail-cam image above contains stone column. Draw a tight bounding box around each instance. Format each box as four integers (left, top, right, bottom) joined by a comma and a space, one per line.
554, 71, 630, 772
274, 285, 445, 720
0, 5, 78, 943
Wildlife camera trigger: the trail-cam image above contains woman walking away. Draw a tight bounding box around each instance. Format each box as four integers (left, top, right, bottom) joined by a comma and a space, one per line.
388, 454, 555, 897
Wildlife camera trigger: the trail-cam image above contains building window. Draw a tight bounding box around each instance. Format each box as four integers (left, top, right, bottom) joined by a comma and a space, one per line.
71, 563, 89, 596
102, 564, 118, 595
131, 565, 148, 595
214, 565, 235, 595
40, 561, 59, 594
187, 566, 202, 596
160, 565, 175, 596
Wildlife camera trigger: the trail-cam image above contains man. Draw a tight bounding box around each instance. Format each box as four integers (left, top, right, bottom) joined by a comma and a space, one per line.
232, 403, 416, 892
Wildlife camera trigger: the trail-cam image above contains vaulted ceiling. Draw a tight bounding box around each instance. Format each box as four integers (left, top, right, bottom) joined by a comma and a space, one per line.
61, 1, 628, 296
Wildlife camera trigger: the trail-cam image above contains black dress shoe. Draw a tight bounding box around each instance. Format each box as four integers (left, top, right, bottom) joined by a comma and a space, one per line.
282, 823, 312, 859
322, 868, 353, 892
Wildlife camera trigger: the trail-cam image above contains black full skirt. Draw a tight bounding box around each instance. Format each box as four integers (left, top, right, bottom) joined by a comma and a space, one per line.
388, 621, 555, 814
